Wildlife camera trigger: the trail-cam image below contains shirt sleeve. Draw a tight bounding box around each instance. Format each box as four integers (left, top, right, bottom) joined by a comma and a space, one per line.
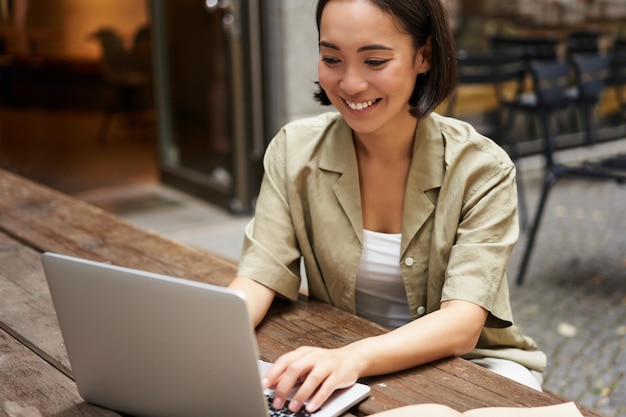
441, 156, 519, 328
236, 130, 302, 301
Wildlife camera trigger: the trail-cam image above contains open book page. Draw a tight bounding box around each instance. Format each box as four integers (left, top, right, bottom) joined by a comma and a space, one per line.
463, 402, 584, 417
369, 402, 583, 417
369, 403, 464, 417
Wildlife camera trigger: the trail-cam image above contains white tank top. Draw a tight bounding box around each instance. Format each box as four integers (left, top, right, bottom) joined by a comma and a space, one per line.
355, 229, 412, 329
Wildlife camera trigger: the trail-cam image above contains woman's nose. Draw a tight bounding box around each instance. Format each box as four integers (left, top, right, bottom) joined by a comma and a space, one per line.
339, 67, 368, 95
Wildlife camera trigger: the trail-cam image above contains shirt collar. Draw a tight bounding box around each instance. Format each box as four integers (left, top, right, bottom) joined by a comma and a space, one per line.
318, 112, 445, 190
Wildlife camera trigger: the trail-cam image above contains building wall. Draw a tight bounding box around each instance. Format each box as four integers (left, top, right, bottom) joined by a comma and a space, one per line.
280, 1, 323, 122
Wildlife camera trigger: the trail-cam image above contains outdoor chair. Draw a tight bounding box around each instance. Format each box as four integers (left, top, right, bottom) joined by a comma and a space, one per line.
447, 50, 530, 228
565, 53, 610, 145
515, 60, 626, 285
488, 35, 560, 65
565, 30, 601, 58
487, 34, 564, 140
605, 42, 626, 124
613, 37, 626, 53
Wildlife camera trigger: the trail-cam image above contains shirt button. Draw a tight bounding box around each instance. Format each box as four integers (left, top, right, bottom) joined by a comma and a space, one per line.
417, 306, 426, 316
404, 257, 414, 266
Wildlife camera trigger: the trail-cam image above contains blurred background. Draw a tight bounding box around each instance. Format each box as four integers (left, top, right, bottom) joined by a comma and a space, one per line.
1, 1, 625, 416
0, 0, 625, 213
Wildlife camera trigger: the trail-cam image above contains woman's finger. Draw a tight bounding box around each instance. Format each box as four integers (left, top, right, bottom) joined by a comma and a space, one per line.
270, 350, 317, 410
288, 365, 331, 412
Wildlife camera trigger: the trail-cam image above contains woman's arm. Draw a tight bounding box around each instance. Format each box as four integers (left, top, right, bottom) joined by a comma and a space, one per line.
228, 276, 276, 327
264, 299, 488, 414
344, 299, 488, 375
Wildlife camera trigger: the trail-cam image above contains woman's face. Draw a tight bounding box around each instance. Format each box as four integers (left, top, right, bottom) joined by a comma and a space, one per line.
317, 0, 429, 137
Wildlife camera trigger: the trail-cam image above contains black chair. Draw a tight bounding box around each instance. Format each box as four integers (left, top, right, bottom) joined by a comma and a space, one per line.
515, 60, 626, 285
599, 48, 626, 177
487, 35, 561, 136
613, 37, 626, 53
565, 30, 601, 57
447, 50, 530, 228
566, 53, 610, 145
447, 50, 527, 128
489, 35, 560, 65
605, 39, 626, 124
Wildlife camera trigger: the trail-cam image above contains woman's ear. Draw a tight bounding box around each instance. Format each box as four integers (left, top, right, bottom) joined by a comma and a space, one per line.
417, 36, 432, 74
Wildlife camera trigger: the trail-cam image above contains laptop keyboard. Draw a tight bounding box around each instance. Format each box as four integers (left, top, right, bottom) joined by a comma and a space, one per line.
266, 393, 314, 417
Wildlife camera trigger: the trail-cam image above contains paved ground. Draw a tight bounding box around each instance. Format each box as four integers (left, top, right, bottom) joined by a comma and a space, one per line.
77, 138, 626, 417
507, 164, 626, 417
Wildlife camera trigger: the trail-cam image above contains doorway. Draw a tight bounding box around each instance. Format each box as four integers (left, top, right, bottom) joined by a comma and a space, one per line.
151, 0, 265, 214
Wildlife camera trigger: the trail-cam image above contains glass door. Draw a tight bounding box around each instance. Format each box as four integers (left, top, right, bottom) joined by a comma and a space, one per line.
150, 0, 264, 213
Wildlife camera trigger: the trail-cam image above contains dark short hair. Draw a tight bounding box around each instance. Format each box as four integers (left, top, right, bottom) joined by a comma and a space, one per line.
314, 0, 457, 119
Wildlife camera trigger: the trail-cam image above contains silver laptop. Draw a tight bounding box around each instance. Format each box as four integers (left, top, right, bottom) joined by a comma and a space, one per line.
41, 252, 370, 417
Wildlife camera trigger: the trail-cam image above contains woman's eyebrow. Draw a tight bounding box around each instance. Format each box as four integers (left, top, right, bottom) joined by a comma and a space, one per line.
319, 41, 339, 50
357, 44, 393, 53
319, 41, 393, 53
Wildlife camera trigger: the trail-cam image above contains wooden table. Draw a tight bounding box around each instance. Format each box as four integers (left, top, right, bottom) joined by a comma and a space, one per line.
0, 168, 606, 417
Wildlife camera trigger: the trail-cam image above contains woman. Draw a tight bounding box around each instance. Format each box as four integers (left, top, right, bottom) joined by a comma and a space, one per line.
230, 0, 546, 413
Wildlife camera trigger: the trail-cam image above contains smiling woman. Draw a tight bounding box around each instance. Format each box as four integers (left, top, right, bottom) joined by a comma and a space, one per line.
313, 0, 456, 121
316, 3, 424, 143
228, 0, 546, 414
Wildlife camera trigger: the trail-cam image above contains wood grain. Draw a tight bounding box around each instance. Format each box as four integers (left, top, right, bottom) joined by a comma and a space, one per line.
0, 328, 120, 417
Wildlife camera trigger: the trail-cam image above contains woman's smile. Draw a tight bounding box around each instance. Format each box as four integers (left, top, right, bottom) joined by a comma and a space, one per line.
344, 98, 380, 111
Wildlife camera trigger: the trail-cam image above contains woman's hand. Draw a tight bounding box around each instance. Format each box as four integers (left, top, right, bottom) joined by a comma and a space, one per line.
263, 345, 363, 414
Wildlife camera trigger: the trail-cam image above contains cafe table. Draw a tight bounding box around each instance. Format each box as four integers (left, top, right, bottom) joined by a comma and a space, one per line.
0, 168, 606, 417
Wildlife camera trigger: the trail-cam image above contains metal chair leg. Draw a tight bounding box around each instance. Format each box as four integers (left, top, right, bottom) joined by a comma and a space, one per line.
516, 171, 558, 286
517, 111, 560, 286
516, 168, 529, 231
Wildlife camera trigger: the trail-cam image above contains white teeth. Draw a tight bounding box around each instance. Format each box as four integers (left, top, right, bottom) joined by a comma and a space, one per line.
346, 99, 375, 110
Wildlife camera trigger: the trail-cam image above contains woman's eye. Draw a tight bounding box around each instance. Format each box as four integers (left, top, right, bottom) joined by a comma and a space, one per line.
321, 56, 340, 65
366, 59, 388, 67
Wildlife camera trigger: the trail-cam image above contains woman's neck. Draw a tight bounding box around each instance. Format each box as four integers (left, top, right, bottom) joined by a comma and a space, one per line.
353, 116, 418, 234
352, 117, 418, 163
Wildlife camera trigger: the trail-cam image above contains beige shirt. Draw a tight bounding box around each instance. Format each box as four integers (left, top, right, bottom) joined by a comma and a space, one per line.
238, 112, 546, 372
